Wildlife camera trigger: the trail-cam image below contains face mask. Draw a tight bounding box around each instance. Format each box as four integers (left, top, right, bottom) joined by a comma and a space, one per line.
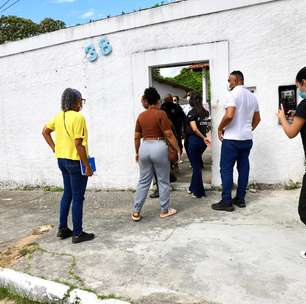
187, 96, 190, 102
228, 85, 234, 91
299, 90, 306, 99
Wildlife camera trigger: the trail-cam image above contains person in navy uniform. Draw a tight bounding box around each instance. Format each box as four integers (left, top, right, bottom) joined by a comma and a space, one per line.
161, 94, 186, 154
185, 92, 211, 198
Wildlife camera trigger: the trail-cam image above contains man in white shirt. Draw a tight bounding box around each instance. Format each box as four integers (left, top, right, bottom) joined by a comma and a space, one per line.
212, 71, 261, 212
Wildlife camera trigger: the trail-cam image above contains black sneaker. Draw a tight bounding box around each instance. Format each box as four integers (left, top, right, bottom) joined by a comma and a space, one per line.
149, 190, 159, 199
72, 232, 95, 244
211, 201, 235, 212
57, 228, 73, 239
232, 197, 246, 208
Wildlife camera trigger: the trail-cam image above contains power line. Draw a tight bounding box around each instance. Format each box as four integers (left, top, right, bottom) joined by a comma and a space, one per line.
0, 0, 13, 11
0, 0, 22, 13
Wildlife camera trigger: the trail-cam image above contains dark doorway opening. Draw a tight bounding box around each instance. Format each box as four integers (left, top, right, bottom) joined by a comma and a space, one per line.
150, 62, 212, 189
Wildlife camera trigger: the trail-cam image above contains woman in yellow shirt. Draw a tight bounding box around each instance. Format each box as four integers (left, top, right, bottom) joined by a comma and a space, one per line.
42, 88, 94, 244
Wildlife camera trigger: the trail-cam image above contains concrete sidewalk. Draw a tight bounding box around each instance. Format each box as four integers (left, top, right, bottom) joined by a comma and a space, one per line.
0, 189, 306, 304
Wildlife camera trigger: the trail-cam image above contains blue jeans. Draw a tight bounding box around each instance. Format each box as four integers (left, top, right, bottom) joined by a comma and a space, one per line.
58, 158, 88, 236
188, 135, 207, 198
220, 139, 253, 204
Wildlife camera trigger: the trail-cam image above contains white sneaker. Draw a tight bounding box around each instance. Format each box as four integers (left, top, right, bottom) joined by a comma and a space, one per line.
186, 189, 192, 195
300, 251, 306, 259
192, 194, 203, 199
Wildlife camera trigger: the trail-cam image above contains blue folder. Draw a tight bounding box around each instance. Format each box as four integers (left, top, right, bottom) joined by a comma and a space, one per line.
80, 157, 96, 175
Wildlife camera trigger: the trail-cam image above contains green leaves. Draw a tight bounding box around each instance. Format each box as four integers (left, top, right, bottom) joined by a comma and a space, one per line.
38, 18, 65, 34
0, 15, 66, 44
152, 67, 209, 98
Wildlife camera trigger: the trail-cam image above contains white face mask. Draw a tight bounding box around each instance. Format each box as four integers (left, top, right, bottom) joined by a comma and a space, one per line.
187, 96, 191, 102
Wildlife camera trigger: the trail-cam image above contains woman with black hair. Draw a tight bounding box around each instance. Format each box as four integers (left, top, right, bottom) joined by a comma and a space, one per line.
278, 67, 306, 259
132, 87, 181, 221
185, 92, 211, 198
42, 88, 95, 244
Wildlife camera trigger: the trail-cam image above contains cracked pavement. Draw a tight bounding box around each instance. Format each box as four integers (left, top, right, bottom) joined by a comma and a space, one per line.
0, 189, 306, 304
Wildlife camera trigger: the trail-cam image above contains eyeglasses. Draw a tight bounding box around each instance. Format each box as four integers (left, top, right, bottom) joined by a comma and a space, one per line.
81, 98, 86, 104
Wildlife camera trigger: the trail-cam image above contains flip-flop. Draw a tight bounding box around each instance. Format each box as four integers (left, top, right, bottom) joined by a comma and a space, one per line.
160, 208, 177, 218
131, 213, 142, 222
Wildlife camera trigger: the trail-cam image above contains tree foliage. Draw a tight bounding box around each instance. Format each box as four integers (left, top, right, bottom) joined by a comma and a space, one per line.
153, 68, 205, 95
171, 68, 203, 94
152, 67, 211, 101
38, 18, 65, 34
0, 15, 66, 44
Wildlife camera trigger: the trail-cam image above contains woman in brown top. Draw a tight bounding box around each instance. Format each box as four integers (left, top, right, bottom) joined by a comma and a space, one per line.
132, 87, 181, 221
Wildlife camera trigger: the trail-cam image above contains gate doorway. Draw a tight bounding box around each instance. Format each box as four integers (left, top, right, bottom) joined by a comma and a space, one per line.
132, 41, 229, 187
150, 63, 212, 189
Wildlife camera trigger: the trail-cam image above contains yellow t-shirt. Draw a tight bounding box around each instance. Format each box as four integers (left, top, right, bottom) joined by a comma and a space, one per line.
47, 111, 89, 160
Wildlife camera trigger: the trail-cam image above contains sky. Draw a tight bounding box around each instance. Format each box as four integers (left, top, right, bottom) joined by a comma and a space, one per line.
160, 66, 187, 78
0, 0, 175, 26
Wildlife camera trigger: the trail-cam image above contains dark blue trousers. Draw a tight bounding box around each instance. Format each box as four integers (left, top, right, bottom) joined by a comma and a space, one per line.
58, 158, 88, 236
188, 135, 207, 198
220, 139, 253, 204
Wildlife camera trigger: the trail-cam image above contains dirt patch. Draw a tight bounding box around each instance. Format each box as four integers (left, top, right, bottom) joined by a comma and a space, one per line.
0, 225, 53, 268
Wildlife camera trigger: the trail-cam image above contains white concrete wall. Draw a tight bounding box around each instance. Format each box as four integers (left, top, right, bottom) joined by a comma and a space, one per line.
152, 80, 187, 101
0, 0, 305, 189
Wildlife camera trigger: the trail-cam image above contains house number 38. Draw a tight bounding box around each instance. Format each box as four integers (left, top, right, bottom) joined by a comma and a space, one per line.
85, 36, 112, 62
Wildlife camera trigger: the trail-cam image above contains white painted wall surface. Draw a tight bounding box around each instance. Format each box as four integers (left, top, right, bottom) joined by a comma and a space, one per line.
0, 0, 305, 189
152, 80, 187, 100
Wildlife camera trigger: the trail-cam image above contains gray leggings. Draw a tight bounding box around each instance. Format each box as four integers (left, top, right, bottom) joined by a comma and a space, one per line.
133, 140, 170, 212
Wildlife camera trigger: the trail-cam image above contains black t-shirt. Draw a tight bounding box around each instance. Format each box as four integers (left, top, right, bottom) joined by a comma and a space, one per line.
295, 99, 306, 155
186, 108, 210, 137
161, 102, 186, 136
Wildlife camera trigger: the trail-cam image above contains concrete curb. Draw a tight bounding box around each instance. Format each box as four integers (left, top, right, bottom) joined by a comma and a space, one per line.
0, 268, 130, 304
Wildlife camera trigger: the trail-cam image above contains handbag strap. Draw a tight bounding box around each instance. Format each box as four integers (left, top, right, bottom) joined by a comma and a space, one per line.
63, 112, 72, 139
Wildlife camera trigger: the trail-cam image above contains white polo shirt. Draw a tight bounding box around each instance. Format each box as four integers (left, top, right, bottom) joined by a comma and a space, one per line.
223, 85, 259, 140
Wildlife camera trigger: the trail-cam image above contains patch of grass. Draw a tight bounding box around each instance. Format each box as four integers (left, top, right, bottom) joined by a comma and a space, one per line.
0, 288, 9, 300
97, 293, 128, 301
42, 186, 63, 192
0, 287, 43, 304
67, 256, 85, 287
54, 279, 78, 291
19, 243, 40, 257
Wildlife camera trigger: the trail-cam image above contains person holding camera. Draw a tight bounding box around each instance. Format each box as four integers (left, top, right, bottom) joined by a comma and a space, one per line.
278, 67, 306, 259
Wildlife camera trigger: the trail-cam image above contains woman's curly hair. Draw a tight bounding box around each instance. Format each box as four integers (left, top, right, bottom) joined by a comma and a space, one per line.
143, 87, 161, 105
